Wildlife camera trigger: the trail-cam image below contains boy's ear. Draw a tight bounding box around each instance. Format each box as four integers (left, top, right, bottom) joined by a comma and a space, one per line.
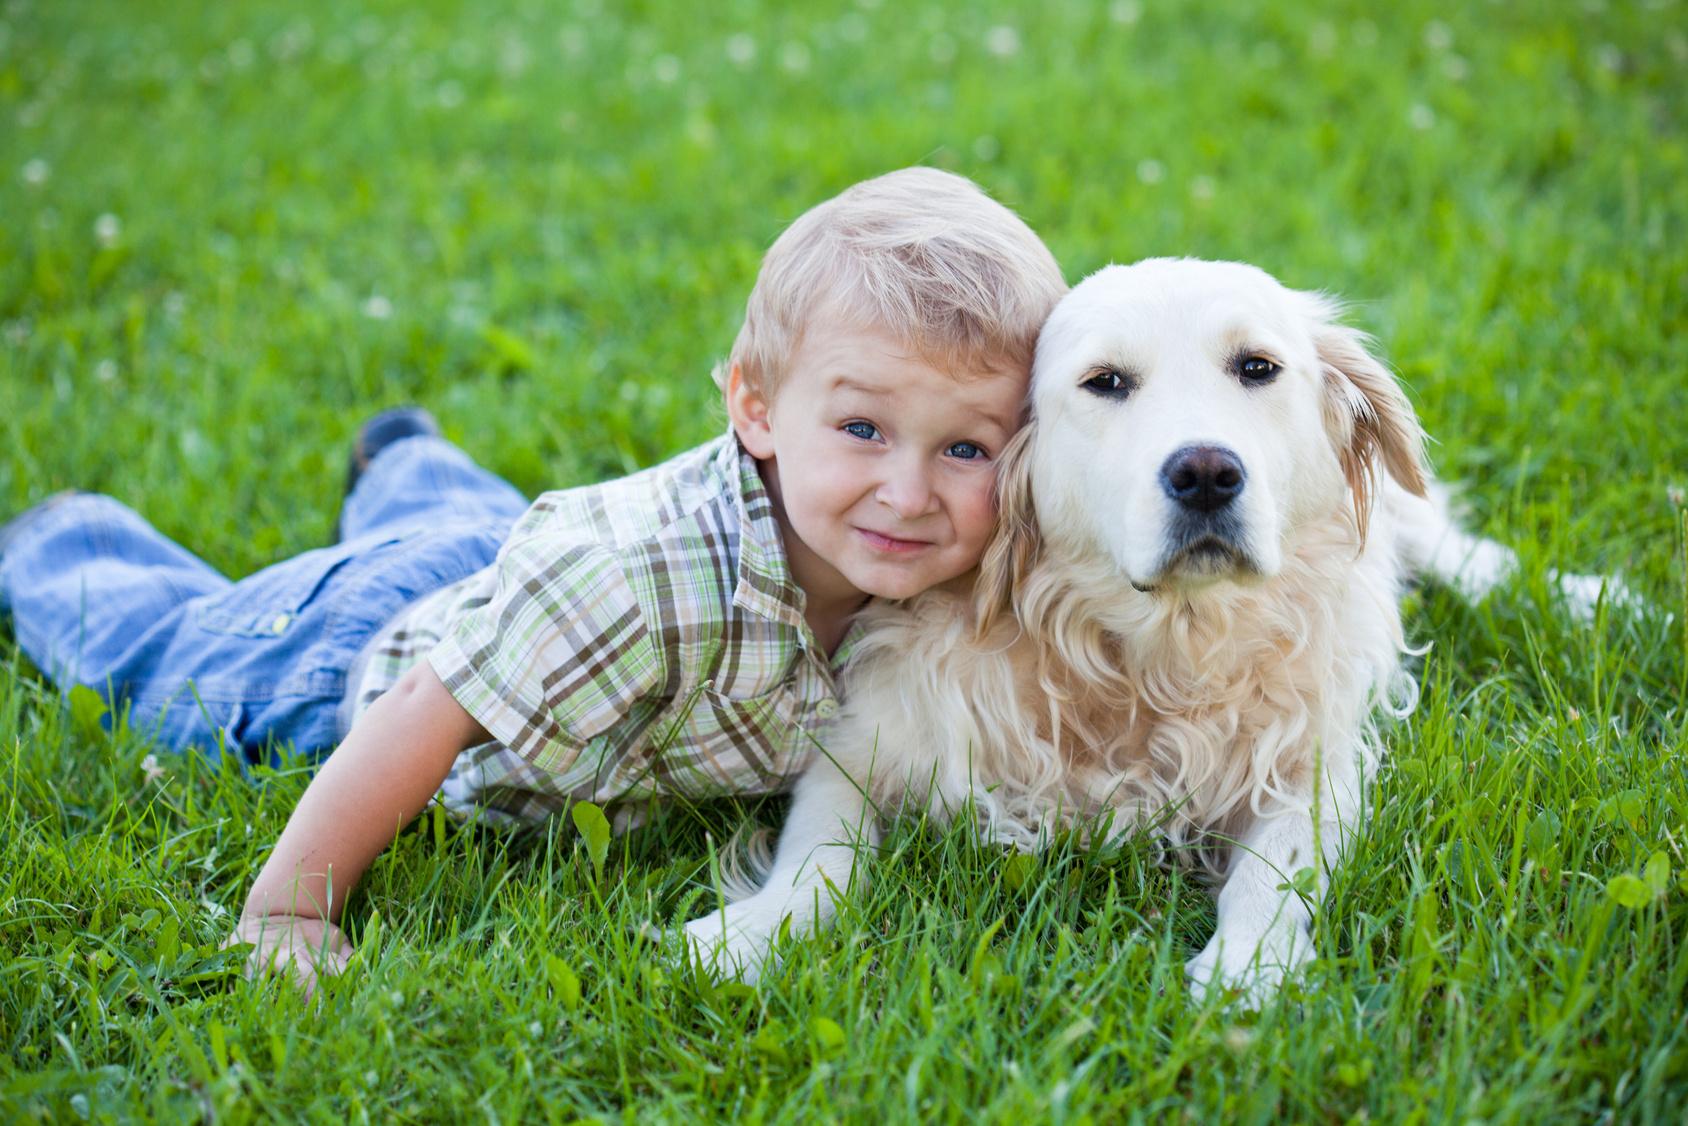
974, 424, 1041, 638
725, 363, 776, 459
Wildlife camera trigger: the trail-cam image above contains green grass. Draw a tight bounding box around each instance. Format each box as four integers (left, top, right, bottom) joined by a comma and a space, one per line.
3, 0, 1686, 1119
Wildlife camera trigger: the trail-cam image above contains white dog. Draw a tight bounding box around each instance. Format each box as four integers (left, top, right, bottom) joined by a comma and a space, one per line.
683, 258, 1613, 1003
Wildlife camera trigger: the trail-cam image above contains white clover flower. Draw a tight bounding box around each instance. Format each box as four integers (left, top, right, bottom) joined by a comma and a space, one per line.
1443, 54, 1469, 81
95, 359, 117, 383
928, 33, 956, 64
436, 80, 464, 108
972, 134, 1000, 162
1190, 175, 1216, 201
1110, 1, 1142, 25
1409, 103, 1435, 130
499, 38, 531, 77
363, 294, 393, 320
725, 33, 755, 65
838, 14, 867, 43
21, 157, 47, 185
1136, 159, 1164, 185
228, 39, 255, 69
94, 213, 121, 246
141, 753, 165, 781
778, 41, 810, 74
1308, 22, 1337, 57
985, 25, 1021, 58
652, 53, 680, 84
1423, 21, 1452, 51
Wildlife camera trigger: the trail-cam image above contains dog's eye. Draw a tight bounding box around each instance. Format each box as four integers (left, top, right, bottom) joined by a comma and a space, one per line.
1238, 356, 1280, 384
1081, 369, 1132, 398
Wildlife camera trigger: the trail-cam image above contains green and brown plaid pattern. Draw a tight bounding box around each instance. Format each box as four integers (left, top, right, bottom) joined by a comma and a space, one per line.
347, 435, 860, 825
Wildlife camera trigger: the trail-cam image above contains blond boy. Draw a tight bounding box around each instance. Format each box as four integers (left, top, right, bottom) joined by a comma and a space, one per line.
0, 168, 1064, 989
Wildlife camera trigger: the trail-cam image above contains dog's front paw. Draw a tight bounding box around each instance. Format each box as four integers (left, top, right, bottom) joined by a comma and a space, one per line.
1186, 921, 1312, 1008
678, 912, 772, 984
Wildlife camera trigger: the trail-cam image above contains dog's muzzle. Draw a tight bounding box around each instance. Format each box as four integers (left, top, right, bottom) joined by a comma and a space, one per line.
1151, 444, 1256, 582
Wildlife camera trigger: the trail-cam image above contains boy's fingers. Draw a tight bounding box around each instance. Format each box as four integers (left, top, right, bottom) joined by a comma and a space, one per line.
221, 918, 352, 992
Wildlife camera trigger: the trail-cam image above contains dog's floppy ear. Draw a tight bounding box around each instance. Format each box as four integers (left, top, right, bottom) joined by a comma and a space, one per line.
975, 424, 1041, 638
1312, 302, 1428, 540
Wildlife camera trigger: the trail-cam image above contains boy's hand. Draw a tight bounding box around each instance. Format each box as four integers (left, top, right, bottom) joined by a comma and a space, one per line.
231, 659, 486, 995
225, 913, 353, 998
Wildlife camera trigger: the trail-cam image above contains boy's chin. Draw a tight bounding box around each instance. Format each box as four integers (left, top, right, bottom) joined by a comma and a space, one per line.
848, 561, 963, 603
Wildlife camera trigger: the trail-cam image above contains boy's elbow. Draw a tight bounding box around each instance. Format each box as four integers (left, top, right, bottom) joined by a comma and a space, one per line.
389, 660, 490, 747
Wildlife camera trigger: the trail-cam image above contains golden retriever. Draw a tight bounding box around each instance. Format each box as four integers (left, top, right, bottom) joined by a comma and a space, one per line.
684, 258, 1615, 1003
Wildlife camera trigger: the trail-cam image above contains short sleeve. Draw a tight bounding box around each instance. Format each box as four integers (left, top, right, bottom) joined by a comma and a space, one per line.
427, 534, 666, 774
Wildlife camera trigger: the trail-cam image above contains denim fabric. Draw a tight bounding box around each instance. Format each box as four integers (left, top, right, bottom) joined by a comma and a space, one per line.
0, 436, 528, 764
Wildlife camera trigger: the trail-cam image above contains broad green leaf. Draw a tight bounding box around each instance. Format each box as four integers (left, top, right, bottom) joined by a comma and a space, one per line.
1606, 873, 1651, 909
1525, 810, 1561, 857
68, 684, 108, 741
1002, 852, 1036, 891
810, 1017, 846, 1055
1642, 851, 1671, 894
752, 1020, 789, 1062
546, 954, 581, 1011
571, 802, 611, 879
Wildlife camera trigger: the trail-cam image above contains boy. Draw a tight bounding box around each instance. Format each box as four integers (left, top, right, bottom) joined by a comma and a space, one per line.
0, 167, 1066, 990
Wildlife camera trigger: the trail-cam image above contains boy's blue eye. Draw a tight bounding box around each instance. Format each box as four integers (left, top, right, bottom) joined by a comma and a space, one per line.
843, 421, 879, 441
947, 441, 987, 460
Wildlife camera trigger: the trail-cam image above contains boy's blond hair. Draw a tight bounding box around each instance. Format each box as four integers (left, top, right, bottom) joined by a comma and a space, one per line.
719, 167, 1066, 395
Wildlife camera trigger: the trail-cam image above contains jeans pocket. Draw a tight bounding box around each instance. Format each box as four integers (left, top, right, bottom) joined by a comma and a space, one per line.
195, 540, 397, 638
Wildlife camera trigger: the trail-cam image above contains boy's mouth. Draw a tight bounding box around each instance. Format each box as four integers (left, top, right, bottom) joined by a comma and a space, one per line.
856, 528, 931, 553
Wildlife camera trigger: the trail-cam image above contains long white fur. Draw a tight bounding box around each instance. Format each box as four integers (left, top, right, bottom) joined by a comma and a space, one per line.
682, 258, 1617, 1003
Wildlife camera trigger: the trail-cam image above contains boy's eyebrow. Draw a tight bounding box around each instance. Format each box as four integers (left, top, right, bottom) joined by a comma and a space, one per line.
830, 374, 1018, 435
829, 376, 891, 397
981, 405, 1020, 434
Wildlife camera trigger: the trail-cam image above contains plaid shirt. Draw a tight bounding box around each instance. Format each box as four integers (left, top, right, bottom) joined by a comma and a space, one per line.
346, 434, 862, 825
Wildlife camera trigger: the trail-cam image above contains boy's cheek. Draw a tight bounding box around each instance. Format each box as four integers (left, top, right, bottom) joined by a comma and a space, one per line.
956, 489, 1000, 552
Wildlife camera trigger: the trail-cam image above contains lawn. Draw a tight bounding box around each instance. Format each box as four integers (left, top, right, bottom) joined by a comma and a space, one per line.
2, 0, 1685, 1120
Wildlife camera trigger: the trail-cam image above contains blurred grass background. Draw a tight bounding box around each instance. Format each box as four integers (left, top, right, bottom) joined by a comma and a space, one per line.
2, 0, 1685, 1120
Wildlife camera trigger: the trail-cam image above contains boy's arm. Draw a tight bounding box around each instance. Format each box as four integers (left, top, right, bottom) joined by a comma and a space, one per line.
229, 659, 487, 991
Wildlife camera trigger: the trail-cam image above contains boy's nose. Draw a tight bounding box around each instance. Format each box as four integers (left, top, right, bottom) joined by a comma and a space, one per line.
876, 467, 938, 520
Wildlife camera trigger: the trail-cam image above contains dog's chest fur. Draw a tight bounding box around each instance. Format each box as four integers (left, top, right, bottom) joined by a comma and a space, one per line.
839, 510, 1405, 860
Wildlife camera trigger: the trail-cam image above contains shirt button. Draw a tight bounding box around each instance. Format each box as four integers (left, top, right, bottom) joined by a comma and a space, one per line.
815, 699, 838, 719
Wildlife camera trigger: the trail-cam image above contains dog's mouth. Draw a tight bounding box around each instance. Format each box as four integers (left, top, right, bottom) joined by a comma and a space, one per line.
1135, 516, 1258, 592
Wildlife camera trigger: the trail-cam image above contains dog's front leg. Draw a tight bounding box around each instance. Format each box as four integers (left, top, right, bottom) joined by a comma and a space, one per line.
1185, 748, 1363, 1005
1184, 813, 1319, 1005
681, 752, 876, 981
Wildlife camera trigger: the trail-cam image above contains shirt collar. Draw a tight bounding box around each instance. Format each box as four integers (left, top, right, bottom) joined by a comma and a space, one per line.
721, 430, 868, 675
722, 430, 807, 630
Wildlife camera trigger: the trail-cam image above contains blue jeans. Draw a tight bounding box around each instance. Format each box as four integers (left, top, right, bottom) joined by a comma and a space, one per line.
0, 437, 528, 764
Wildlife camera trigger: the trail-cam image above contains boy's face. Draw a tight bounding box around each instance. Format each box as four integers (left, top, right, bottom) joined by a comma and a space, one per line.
727, 321, 1027, 611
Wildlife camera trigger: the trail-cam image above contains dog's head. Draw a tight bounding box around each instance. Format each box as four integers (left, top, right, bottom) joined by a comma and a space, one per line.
979, 258, 1426, 620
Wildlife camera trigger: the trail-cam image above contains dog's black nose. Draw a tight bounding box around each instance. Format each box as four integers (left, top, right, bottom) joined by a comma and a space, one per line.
1160, 445, 1246, 513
